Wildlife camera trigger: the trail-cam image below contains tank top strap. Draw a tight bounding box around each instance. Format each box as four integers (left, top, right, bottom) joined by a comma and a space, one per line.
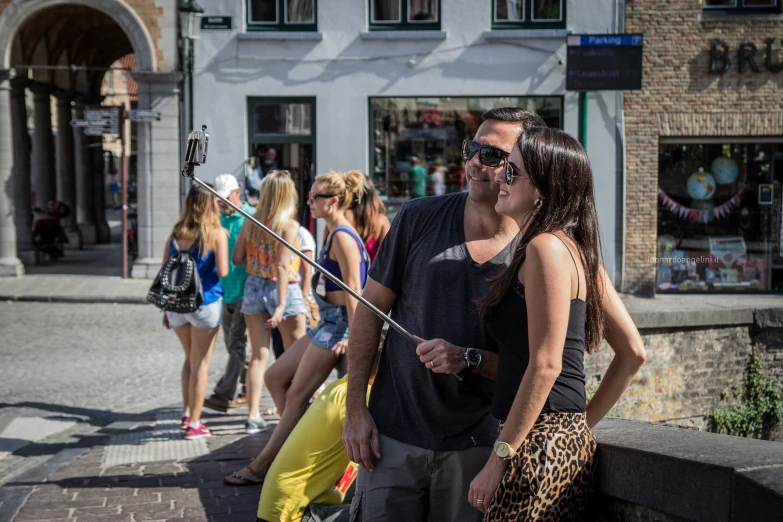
554, 234, 580, 299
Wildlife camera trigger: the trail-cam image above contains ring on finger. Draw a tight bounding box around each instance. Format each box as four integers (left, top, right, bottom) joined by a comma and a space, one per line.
428, 360, 435, 368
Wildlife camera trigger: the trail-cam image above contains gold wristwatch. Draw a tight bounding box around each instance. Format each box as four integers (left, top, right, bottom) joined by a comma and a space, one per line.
493, 440, 517, 460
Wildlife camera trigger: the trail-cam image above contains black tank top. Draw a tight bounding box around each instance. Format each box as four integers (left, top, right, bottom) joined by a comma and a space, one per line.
485, 239, 588, 421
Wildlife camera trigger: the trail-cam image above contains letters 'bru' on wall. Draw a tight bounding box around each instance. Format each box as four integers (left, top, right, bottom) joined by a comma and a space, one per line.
709, 39, 783, 74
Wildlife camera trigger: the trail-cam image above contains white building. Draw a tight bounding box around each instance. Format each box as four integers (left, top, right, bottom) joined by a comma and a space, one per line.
194, 0, 625, 282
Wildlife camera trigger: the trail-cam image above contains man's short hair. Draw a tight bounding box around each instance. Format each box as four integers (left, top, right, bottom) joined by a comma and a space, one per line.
481, 107, 546, 129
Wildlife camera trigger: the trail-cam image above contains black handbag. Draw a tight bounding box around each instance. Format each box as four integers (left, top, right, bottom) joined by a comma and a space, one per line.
146, 237, 204, 313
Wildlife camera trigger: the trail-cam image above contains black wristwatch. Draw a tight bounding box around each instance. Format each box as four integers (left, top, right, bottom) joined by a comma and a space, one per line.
464, 347, 482, 372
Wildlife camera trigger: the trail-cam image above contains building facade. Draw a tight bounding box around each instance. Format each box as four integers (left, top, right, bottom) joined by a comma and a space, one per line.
624, 0, 783, 294
0, 0, 182, 278
193, 0, 626, 283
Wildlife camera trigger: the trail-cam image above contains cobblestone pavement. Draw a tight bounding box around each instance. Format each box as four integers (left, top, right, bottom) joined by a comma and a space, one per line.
0, 301, 285, 521
8, 413, 271, 522
0, 301, 227, 423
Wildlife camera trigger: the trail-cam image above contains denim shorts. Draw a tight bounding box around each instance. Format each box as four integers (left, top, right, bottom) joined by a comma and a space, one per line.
167, 299, 223, 329
307, 291, 349, 350
242, 275, 306, 318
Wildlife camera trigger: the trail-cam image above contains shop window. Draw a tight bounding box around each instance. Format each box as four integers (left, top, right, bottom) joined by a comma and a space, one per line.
702, 0, 781, 14
369, 0, 440, 30
250, 101, 312, 136
656, 142, 783, 293
493, 0, 565, 29
247, 0, 317, 31
369, 96, 562, 217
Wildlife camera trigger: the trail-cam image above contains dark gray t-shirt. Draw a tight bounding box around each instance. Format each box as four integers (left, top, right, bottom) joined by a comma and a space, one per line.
368, 192, 515, 451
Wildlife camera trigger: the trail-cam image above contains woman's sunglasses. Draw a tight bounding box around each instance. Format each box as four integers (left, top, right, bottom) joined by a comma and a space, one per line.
461, 139, 510, 168
308, 192, 335, 204
504, 161, 524, 186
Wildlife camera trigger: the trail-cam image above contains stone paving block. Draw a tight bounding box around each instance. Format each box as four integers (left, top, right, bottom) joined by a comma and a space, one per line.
172, 497, 217, 509
152, 487, 202, 501
182, 506, 209, 518
105, 492, 161, 506
208, 486, 239, 498
15, 519, 72, 522
211, 513, 255, 522
111, 476, 162, 487
227, 499, 260, 514
20, 496, 106, 510
14, 508, 72, 521
71, 487, 136, 498
122, 501, 179, 521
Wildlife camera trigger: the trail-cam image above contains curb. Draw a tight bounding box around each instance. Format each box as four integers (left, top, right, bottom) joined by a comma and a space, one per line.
0, 294, 148, 305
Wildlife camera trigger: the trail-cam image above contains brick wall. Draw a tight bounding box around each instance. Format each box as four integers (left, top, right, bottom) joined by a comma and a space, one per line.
125, 0, 165, 71
585, 325, 783, 432
623, 0, 783, 294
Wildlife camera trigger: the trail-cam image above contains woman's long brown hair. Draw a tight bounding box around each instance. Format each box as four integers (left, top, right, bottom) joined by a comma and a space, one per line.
479, 127, 605, 354
172, 183, 223, 255
346, 170, 386, 243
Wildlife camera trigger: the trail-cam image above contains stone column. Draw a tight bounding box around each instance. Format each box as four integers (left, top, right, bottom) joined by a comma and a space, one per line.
93, 135, 110, 244
30, 83, 56, 207
73, 101, 96, 245
10, 78, 33, 264
54, 92, 80, 249
0, 71, 24, 276
131, 72, 183, 278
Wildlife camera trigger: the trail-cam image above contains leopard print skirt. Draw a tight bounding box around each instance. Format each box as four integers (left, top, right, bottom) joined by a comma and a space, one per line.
483, 412, 597, 522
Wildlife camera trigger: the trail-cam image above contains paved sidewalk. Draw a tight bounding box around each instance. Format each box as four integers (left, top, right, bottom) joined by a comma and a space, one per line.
0, 275, 148, 304
2, 409, 274, 522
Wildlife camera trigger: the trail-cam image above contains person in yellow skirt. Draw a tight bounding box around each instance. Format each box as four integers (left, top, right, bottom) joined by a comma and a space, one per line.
257, 373, 371, 522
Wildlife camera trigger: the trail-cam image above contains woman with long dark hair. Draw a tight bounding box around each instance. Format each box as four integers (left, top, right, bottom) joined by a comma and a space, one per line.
343, 171, 390, 263
469, 127, 646, 521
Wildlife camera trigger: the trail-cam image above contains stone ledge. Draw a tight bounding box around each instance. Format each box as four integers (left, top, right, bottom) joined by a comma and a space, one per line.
360, 30, 447, 40
621, 294, 783, 329
0, 294, 146, 305
593, 417, 783, 521
237, 31, 323, 41
483, 29, 568, 40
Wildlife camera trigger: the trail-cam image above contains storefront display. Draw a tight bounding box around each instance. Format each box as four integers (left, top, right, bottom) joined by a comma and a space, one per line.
656, 142, 783, 293
369, 96, 562, 216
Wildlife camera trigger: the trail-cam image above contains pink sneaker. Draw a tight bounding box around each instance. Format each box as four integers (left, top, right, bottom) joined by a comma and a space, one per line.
185, 422, 212, 440
181, 415, 190, 431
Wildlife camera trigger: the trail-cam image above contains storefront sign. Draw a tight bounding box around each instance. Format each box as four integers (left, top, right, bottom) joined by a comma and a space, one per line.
566, 34, 644, 91
709, 39, 783, 74
201, 16, 232, 30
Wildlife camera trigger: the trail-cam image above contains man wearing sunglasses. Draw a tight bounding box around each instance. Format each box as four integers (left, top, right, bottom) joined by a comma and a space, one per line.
344, 108, 545, 521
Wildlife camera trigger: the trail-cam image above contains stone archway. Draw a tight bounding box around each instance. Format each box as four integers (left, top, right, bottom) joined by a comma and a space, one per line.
0, 0, 157, 72
0, 0, 180, 277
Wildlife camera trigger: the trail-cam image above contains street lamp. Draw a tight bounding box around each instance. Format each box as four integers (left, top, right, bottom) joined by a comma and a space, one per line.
178, 0, 203, 203
179, 0, 204, 41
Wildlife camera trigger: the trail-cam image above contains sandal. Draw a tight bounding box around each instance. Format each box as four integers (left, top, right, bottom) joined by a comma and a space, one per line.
224, 466, 265, 486
262, 407, 278, 416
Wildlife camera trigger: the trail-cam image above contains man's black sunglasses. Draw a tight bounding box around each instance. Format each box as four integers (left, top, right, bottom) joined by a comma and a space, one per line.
461, 139, 510, 168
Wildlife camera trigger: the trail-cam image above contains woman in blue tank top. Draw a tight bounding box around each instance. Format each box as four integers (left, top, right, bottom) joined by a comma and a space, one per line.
225, 170, 369, 487
469, 128, 646, 521
162, 184, 228, 441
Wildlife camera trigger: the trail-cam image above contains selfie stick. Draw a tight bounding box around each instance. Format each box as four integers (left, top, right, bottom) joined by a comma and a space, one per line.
180, 126, 430, 354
